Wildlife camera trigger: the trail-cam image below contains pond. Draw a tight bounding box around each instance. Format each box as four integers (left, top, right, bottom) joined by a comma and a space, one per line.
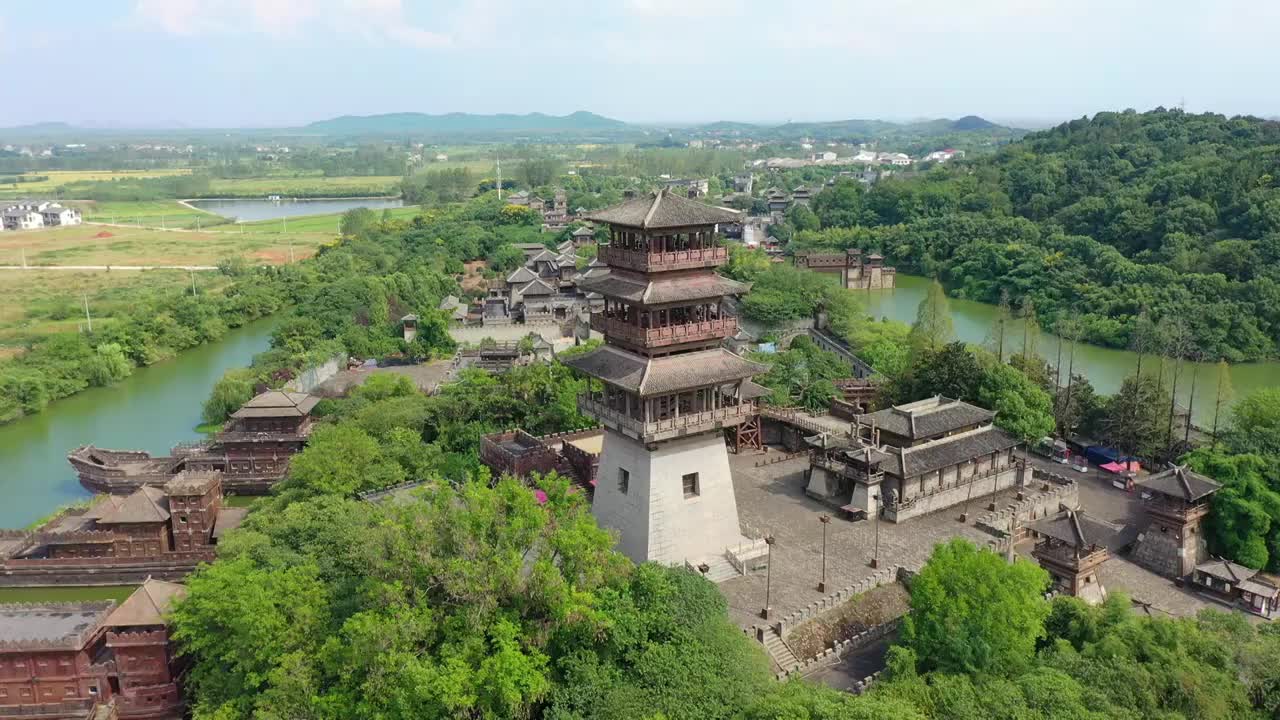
860, 274, 1280, 426
0, 317, 276, 528
186, 197, 405, 222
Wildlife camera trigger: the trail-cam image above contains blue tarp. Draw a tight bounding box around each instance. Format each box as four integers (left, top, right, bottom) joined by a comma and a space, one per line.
1084, 445, 1134, 466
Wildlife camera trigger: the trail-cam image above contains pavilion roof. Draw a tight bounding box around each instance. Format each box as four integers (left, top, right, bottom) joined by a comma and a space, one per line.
106, 579, 187, 628
506, 266, 538, 284
1195, 558, 1258, 584
230, 391, 318, 419
576, 271, 749, 305
95, 486, 170, 525
1137, 465, 1221, 503
564, 346, 764, 397
584, 188, 740, 230
1027, 509, 1132, 552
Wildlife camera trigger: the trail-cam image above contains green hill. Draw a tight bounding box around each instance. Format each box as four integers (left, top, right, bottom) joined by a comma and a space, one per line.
306, 111, 627, 135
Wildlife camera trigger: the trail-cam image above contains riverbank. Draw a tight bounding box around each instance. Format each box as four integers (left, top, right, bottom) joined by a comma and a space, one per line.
860, 274, 1280, 425
0, 316, 277, 527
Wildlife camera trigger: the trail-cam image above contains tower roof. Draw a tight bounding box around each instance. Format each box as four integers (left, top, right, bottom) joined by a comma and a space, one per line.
94, 486, 170, 525
585, 188, 740, 230
1027, 509, 1132, 552
576, 270, 749, 305
1137, 465, 1221, 502
564, 346, 764, 396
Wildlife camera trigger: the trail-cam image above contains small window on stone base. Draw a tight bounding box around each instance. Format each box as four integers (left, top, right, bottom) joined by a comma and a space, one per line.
683, 472, 700, 499
618, 468, 630, 494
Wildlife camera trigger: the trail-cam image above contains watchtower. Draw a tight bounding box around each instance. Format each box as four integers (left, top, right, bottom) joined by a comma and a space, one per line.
1132, 465, 1221, 577
567, 189, 765, 565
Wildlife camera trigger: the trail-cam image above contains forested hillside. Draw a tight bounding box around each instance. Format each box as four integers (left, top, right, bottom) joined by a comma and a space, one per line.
793, 109, 1280, 360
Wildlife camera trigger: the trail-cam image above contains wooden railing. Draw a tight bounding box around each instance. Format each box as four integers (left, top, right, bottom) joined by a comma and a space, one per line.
578, 395, 755, 442
590, 314, 736, 348
598, 245, 727, 272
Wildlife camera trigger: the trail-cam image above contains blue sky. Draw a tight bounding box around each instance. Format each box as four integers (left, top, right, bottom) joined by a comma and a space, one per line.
2, 0, 1278, 128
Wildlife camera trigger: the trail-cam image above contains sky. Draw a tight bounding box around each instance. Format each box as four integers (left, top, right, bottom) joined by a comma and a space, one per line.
2, 0, 1279, 128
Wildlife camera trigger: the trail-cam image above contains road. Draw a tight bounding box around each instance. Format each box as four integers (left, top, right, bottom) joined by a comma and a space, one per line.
0, 265, 219, 271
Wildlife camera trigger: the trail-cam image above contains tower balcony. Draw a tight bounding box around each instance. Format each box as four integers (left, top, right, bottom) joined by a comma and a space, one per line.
578, 394, 756, 444
598, 244, 728, 272
589, 314, 737, 349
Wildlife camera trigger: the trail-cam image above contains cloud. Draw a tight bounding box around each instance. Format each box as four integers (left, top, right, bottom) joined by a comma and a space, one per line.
131, 0, 451, 47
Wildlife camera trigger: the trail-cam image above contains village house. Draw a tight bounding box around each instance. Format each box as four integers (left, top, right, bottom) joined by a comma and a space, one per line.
40, 205, 82, 227
804, 396, 1020, 523
924, 148, 964, 163
1190, 558, 1280, 618
69, 391, 319, 496
0, 579, 188, 719
2, 207, 42, 231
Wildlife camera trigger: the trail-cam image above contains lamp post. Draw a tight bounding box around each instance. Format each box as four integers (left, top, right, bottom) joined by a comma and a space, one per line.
760, 535, 776, 619
869, 493, 881, 569
818, 514, 831, 592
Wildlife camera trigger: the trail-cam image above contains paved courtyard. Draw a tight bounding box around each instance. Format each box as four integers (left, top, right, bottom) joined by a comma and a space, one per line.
718, 447, 1224, 630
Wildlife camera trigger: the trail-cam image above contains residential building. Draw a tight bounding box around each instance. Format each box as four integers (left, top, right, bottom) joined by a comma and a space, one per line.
1191, 559, 1280, 618
2, 208, 42, 230
40, 205, 81, 226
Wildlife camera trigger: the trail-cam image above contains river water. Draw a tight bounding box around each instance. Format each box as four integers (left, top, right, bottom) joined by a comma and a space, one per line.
186, 197, 405, 222
861, 274, 1280, 426
0, 318, 276, 528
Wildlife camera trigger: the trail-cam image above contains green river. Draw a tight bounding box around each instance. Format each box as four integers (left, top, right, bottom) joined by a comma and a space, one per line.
862, 275, 1280, 428
0, 317, 276, 528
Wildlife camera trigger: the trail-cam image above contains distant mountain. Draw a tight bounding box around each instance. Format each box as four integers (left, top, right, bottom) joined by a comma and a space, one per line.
1, 121, 78, 133
305, 111, 628, 135
950, 115, 998, 131
698, 121, 762, 133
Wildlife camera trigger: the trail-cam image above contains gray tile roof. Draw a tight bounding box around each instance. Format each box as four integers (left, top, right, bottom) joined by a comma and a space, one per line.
584, 188, 740, 230
857, 396, 995, 441
519, 278, 556, 296
506, 267, 538, 284
892, 424, 1018, 478
1138, 465, 1221, 502
1028, 509, 1132, 552
1196, 558, 1258, 584
564, 346, 764, 396
95, 485, 170, 524
576, 271, 749, 305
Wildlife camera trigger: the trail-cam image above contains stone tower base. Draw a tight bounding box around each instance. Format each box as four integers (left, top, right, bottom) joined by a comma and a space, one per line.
592, 430, 742, 565
1132, 521, 1205, 578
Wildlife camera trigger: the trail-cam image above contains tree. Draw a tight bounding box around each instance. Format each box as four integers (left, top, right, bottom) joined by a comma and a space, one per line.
487, 243, 526, 273
1185, 448, 1280, 570
85, 342, 132, 387
1226, 388, 1280, 459
1017, 296, 1040, 359
978, 363, 1056, 442
280, 423, 406, 499
902, 538, 1050, 676
984, 288, 1013, 362
1100, 373, 1172, 460
894, 342, 984, 404
339, 207, 378, 238
1211, 359, 1235, 448
908, 279, 954, 353
201, 368, 258, 425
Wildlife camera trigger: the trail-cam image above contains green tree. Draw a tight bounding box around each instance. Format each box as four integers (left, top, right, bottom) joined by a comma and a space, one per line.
902, 538, 1050, 676
1210, 359, 1235, 449
978, 363, 1055, 442
1226, 388, 1280, 459
908, 279, 954, 353
201, 368, 258, 425
280, 423, 406, 499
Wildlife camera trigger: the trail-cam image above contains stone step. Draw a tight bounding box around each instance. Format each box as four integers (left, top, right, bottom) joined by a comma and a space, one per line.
762, 630, 800, 670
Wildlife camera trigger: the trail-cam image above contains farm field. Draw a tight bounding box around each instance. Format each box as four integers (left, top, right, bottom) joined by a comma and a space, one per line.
0, 169, 192, 196
0, 224, 334, 267
0, 268, 232, 350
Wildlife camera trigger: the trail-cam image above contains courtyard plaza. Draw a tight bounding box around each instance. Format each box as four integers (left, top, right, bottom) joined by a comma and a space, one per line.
717, 447, 1221, 631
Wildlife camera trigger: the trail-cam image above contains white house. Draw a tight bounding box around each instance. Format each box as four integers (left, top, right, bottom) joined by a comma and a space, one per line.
40, 205, 81, 226
2, 208, 44, 230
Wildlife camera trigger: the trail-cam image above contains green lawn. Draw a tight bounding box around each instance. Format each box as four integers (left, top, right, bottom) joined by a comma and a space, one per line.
233, 205, 425, 233
208, 175, 403, 197
68, 200, 226, 230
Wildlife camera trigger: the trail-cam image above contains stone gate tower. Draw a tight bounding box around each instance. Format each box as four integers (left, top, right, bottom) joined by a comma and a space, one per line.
566, 189, 766, 565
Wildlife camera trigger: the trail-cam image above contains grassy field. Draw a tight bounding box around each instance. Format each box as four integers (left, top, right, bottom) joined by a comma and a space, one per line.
0, 224, 335, 267
68, 200, 226, 230
0, 169, 192, 197
232, 204, 424, 233
0, 269, 233, 348
207, 175, 403, 196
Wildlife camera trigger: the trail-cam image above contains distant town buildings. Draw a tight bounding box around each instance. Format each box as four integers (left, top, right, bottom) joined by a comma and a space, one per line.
506, 189, 569, 232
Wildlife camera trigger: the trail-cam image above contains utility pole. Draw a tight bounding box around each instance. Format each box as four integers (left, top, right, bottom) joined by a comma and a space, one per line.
496, 156, 503, 201
190, 269, 197, 296
870, 495, 881, 569
288, 237, 295, 263
82, 293, 93, 333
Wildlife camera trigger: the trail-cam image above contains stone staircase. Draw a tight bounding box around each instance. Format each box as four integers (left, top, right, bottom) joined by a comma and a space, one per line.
701, 555, 740, 583
761, 627, 800, 672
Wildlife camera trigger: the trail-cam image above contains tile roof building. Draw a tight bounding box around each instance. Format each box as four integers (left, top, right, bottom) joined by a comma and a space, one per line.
1131, 465, 1222, 578
1027, 508, 1132, 604
564, 189, 762, 566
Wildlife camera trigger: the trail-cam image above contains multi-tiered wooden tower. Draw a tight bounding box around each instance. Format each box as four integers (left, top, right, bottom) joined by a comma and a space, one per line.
567, 189, 766, 565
